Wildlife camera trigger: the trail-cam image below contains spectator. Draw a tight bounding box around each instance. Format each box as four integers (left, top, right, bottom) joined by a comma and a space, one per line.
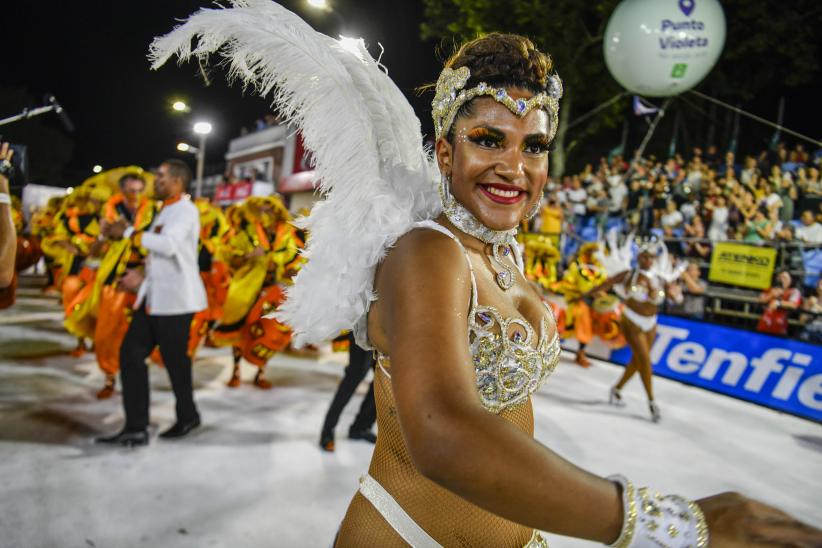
778, 172, 797, 223
795, 210, 822, 243
806, 167, 822, 196
607, 171, 628, 217
798, 279, 822, 343
718, 151, 738, 179
707, 195, 729, 241
757, 270, 801, 335
742, 207, 773, 243
566, 175, 587, 226
538, 194, 563, 247
775, 223, 796, 242
680, 197, 700, 224
660, 200, 683, 231
666, 261, 707, 319
586, 187, 610, 232
683, 215, 711, 259
740, 155, 758, 186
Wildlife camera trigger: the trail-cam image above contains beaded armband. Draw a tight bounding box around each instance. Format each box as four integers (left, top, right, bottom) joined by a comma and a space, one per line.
607, 475, 709, 548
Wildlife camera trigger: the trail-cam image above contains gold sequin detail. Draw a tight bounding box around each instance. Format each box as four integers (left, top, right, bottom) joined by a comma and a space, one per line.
470, 303, 561, 414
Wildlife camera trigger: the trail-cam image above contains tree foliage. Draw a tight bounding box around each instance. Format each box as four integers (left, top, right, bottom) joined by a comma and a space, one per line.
420, 0, 822, 173
703, 0, 822, 100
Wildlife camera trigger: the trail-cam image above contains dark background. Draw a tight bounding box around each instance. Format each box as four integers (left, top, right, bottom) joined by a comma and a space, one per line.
2, 1, 441, 186
2, 1, 819, 186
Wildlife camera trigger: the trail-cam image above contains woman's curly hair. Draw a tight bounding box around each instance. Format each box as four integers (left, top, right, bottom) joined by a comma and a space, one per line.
445, 32, 553, 94
434, 33, 555, 141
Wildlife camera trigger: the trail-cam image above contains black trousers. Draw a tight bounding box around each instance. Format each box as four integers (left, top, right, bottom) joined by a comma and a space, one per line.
120, 306, 198, 431
321, 333, 376, 435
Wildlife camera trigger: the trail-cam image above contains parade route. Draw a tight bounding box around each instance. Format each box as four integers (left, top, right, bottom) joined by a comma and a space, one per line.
1, 288, 821, 548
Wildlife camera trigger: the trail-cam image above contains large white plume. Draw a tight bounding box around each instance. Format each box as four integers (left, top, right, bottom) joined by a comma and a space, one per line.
149, 0, 440, 346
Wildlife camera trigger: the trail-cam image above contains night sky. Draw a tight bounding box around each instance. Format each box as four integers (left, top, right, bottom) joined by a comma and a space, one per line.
3, 1, 820, 187
4, 1, 440, 185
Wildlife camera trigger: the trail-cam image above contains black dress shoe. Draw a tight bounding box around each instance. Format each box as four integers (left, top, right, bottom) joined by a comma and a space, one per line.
159, 416, 201, 439
95, 429, 149, 447
348, 429, 377, 444
319, 430, 335, 452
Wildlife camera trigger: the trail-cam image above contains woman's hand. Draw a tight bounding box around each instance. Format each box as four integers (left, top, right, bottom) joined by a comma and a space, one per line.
697, 492, 822, 547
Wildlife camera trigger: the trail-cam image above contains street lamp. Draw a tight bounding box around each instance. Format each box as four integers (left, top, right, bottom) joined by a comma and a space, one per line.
192, 121, 213, 198
177, 142, 200, 154
172, 100, 190, 113
92, 165, 103, 174
306, 0, 329, 9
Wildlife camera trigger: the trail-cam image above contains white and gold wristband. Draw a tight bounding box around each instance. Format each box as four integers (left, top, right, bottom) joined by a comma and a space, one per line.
607, 475, 708, 548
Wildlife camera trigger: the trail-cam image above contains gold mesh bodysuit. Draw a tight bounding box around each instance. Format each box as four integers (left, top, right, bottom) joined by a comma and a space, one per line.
336, 222, 561, 547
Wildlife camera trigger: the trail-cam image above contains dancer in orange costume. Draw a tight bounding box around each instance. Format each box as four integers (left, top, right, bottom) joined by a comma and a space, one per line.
31, 196, 65, 294
553, 242, 607, 367
42, 186, 108, 356
211, 196, 303, 388
92, 173, 158, 398
187, 198, 231, 357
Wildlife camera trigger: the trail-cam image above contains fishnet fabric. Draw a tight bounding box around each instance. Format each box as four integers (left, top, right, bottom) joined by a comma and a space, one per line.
335, 361, 537, 547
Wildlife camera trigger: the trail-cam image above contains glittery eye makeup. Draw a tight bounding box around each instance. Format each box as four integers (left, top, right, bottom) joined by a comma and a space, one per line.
466, 126, 505, 148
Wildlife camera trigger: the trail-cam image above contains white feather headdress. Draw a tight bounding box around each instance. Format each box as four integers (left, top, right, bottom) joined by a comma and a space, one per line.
594, 229, 686, 284
149, 0, 440, 347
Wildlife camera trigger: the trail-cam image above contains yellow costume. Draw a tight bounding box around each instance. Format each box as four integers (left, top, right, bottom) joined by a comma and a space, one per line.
522, 234, 560, 291
187, 198, 231, 356
31, 196, 64, 292
212, 196, 303, 387
92, 191, 158, 389
552, 243, 607, 367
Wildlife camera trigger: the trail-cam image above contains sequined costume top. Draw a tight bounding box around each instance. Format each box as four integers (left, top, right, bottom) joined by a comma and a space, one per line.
336, 222, 559, 547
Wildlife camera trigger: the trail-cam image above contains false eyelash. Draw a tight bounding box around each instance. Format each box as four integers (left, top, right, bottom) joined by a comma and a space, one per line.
466, 127, 504, 144
524, 136, 551, 153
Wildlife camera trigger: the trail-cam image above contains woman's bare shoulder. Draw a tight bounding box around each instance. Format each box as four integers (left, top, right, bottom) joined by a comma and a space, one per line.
383, 226, 468, 275
370, 225, 473, 352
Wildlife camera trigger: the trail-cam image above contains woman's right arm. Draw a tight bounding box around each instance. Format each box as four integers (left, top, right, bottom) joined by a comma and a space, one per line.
375, 229, 624, 543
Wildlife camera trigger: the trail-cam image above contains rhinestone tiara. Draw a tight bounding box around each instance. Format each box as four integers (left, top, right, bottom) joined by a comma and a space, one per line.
431, 66, 562, 141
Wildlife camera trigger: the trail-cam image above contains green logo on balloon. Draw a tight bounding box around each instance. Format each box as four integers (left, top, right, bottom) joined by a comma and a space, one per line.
671, 63, 688, 78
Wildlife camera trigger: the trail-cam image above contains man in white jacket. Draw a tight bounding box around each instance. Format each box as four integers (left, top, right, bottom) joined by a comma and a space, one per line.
97, 159, 207, 446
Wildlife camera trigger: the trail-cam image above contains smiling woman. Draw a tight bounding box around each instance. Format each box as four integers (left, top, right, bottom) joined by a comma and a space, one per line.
150, 3, 822, 546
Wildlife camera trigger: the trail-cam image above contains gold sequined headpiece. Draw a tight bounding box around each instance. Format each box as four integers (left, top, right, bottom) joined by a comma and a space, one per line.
432, 66, 563, 141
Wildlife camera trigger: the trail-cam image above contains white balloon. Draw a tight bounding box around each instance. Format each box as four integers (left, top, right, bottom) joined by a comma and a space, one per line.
604, 0, 726, 97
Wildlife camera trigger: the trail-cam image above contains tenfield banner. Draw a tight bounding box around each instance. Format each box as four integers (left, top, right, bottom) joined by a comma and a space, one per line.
708, 242, 777, 290
607, 315, 822, 422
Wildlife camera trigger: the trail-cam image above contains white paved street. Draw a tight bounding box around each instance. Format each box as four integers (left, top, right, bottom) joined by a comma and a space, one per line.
1, 285, 820, 547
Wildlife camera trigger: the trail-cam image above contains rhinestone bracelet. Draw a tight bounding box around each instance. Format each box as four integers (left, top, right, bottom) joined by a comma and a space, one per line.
607, 475, 709, 548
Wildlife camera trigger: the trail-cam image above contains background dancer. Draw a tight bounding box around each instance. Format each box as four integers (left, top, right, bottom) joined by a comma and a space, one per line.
588, 239, 679, 422
553, 242, 607, 367
212, 196, 301, 389
93, 172, 157, 399
319, 332, 377, 452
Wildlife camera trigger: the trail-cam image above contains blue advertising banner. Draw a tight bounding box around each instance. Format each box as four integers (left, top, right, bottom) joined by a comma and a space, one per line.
607, 315, 822, 422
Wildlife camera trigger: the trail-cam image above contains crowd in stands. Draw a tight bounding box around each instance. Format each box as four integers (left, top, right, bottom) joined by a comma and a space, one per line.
534, 141, 822, 246
532, 141, 822, 341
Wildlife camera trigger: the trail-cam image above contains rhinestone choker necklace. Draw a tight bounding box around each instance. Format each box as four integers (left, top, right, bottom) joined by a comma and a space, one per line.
443, 196, 518, 290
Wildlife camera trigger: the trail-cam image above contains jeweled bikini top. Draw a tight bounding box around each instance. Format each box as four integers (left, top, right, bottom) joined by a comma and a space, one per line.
382, 221, 561, 414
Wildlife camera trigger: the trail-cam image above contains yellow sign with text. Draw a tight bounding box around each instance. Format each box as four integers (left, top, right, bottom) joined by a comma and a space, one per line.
708, 242, 777, 290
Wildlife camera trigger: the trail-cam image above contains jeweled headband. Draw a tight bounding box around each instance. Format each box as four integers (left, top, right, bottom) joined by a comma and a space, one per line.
432, 65, 563, 141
